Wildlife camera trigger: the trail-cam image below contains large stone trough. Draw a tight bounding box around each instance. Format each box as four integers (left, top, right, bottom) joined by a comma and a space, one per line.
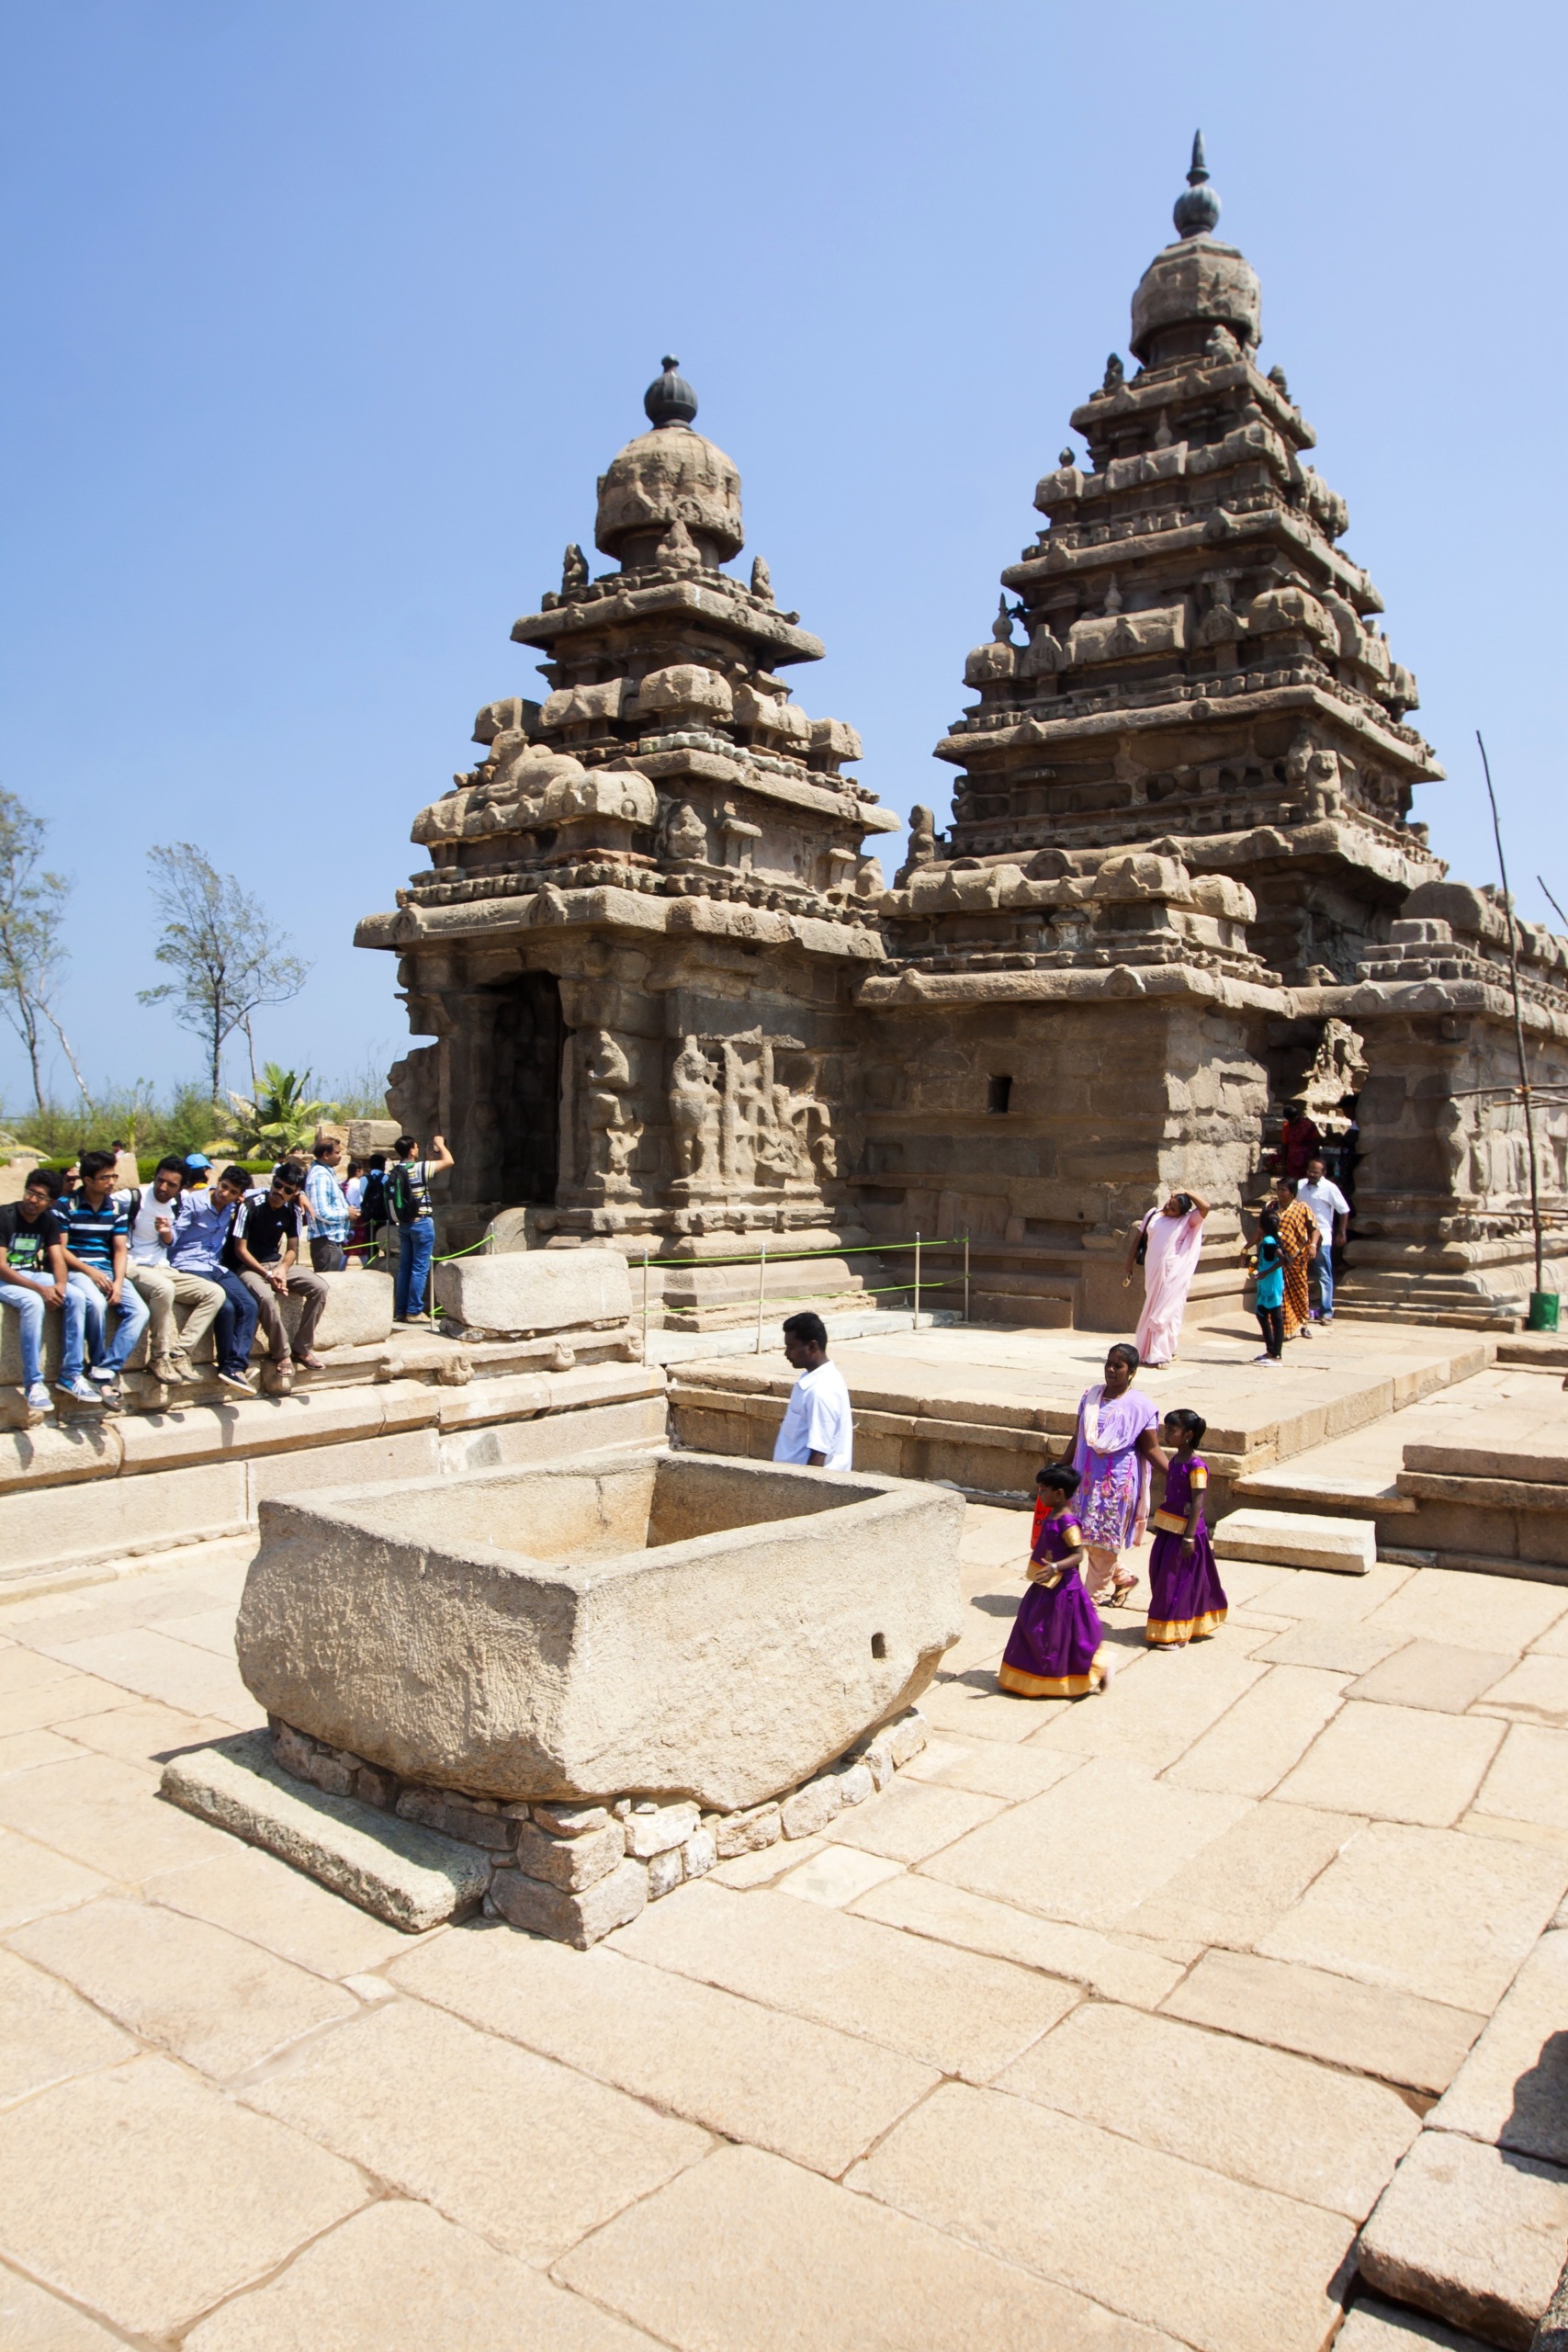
234, 1449, 963, 1813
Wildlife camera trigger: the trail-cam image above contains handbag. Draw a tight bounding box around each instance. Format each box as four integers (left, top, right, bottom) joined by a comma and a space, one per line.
1134, 1212, 1152, 1267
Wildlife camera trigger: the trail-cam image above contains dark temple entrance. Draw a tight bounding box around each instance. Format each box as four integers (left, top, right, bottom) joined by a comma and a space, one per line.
491, 973, 564, 1204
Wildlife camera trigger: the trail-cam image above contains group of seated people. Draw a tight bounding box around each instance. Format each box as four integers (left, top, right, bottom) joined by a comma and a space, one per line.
0, 1143, 348, 1426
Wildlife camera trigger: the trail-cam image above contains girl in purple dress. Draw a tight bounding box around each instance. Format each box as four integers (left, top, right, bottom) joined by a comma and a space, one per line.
998, 1464, 1115, 1699
1145, 1409, 1228, 1647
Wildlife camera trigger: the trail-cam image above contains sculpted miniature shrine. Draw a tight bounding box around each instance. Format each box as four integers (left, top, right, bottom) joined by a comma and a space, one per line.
357, 139, 1568, 1329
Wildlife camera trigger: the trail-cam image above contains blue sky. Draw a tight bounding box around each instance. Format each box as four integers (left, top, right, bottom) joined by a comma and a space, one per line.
1, 2, 1562, 1105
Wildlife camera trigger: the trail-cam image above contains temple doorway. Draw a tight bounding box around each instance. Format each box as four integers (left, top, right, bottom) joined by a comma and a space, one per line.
491, 973, 563, 1204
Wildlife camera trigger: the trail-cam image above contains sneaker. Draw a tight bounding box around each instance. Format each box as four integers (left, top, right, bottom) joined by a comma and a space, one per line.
399, 1312, 433, 1328
24, 1382, 51, 1427
216, 1369, 255, 1396
55, 1376, 105, 1409
86, 1365, 118, 1387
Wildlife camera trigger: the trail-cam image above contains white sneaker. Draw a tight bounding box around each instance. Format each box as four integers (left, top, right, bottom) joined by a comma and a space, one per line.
55, 1377, 104, 1408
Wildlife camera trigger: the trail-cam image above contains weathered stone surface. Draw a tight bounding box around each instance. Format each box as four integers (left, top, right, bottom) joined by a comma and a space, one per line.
142, 1839, 428, 1978
0, 2267, 126, 2350
1475, 1655, 1568, 1730
1273, 1701, 1505, 1827
0, 2056, 367, 2340
1335, 2300, 1494, 2350
514, 1815, 626, 1888
1213, 1510, 1376, 1573
851, 2080, 1356, 2352
434, 1250, 632, 1336
776, 1841, 906, 1907
9, 1895, 355, 2078
1259, 1821, 1568, 2012
621, 1800, 698, 1859
532, 1800, 611, 1837
183, 2199, 661, 2352
393, 1923, 940, 2177
0, 1747, 230, 1882
0, 1942, 136, 2106
851, 1871, 1186, 2008
1429, 1929, 1568, 2164
1349, 1640, 1520, 1715
235, 1452, 963, 1810
556, 2140, 1181, 2352
1117, 1800, 1359, 1951
1358, 2130, 1568, 2350
611, 1878, 1072, 2081
0, 1824, 109, 1932
779, 1774, 843, 1838
829, 1775, 1004, 1862
1163, 1665, 1348, 1795
1473, 1725, 1568, 1831
1162, 1948, 1484, 2095
160, 1731, 491, 1931
491, 1855, 648, 1947
713, 1799, 780, 1857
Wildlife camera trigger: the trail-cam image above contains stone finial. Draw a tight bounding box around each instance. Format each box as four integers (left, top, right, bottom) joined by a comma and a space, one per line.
644, 355, 699, 430
561, 543, 588, 594
750, 554, 773, 603
1173, 129, 1222, 240
1103, 574, 1124, 616
992, 595, 1016, 645
1268, 363, 1292, 399
1058, 447, 1075, 468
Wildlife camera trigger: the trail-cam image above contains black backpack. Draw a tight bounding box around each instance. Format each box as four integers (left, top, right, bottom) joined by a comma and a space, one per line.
385, 1161, 422, 1225
360, 1169, 388, 1225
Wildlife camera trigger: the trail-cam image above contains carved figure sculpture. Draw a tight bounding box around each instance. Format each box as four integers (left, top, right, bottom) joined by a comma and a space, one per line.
669, 1037, 719, 1182
663, 802, 709, 864
750, 554, 773, 602
561, 543, 589, 593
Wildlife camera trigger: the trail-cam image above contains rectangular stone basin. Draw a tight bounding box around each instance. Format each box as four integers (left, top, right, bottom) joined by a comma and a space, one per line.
235, 1449, 963, 1812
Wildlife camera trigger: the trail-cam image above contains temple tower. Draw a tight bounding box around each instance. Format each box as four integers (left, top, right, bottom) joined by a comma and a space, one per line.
356, 361, 900, 1324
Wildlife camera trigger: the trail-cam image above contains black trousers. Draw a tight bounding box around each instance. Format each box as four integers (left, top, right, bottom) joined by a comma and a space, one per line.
310, 1238, 346, 1272
1256, 1304, 1284, 1359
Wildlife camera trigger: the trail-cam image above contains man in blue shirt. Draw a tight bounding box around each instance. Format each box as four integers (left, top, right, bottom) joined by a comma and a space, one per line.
56, 1149, 151, 1408
170, 1165, 261, 1395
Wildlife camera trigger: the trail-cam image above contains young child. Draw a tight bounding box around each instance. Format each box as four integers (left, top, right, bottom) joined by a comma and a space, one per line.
1252, 1204, 1286, 1364
998, 1464, 1115, 1699
1145, 1409, 1228, 1647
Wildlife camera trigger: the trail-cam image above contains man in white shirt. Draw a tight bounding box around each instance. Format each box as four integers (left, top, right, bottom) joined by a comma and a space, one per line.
1296, 1156, 1350, 1323
772, 1312, 854, 1471
126, 1155, 226, 1386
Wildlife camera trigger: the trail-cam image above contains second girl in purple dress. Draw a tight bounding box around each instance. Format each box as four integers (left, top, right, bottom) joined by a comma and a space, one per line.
1145, 1409, 1228, 1647
998, 1464, 1115, 1699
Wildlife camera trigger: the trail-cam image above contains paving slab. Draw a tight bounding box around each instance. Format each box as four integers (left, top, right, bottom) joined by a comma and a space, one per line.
823, 1776, 1006, 1862
1472, 1725, 1568, 1832
1161, 1946, 1485, 2093
1116, 1800, 1359, 1951
242, 1996, 708, 2264
773, 1842, 906, 1906
556, 2138, 1185, 2352
61, 1697, 243, 1772
1474, 1655, 1568, 1730
183, 2197, 663, 2352
0, 1727, 81, 1776
1245, 1561, 1416, 1620
0, 2267, 128, 2349
849, 2079, 1355, 2352
0, 1669, 150, 1738
901, 1735, 1084, 1802
1335, 2296, 1495, 2349
1033, 1641, 1268, 1772
998, 1998, 1419, 2218
0, 1647, 82, 1696
1358, 2129, 1568, 2351
143, 1840, 439, 1978
849, 1871, 1185, 2007
1273, 1702, 1506, 1827
609, 1879, 1071, 2081
1214, 1509, 1376, 1572
0, 1748, 231, 1881
10, 1895, 356, 2078
706, 1834, 824, 1889
1348, 1642, 1519, 1715
1163, 1664, 1348, 1795
0, 1826, 107, 1932
33, 1624, 259, 1724
1257, 1619, 1412, 1672
1363, 1572, 1568, 1657
0, 2055, 366, 2340
161, 1731, 490, 1931
0, 1943, 136, 2107
1428, 1929, 1568, 2165
919, 1755, 1252, 1930
1259, 1822, 1568, 2012
390, 1920, 942, 2177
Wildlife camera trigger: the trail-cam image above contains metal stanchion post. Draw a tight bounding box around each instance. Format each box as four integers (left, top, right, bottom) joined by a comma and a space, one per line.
913, 1231, 921, 1327
756, 1238, 767, 1355
964, 1231, 970, 1324
642, 1250, 649, 1352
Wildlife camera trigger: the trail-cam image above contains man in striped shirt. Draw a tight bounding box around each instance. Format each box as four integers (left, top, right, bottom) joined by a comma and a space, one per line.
303, 1136, 353, 1273
57, 1148, 151, 1408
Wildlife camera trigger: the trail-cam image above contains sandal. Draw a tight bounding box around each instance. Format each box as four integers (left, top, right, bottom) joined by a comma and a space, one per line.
1111, 1575, 1139, 1606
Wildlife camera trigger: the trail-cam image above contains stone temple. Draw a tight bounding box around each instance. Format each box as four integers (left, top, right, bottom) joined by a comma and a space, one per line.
357, 136, 1568, 1330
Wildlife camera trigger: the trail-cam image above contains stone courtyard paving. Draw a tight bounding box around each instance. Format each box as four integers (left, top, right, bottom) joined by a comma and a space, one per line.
0, 1501, 1566, 2346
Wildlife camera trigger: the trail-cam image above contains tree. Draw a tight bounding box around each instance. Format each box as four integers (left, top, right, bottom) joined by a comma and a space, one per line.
138, 844, 310, 1103
0, 785, 90, 1109
228, 1062, 330, 1156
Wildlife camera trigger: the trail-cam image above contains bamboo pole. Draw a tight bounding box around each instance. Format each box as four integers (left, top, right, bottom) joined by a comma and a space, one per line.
1478, 730, 1546, 1295
755, 1237, 767, 1355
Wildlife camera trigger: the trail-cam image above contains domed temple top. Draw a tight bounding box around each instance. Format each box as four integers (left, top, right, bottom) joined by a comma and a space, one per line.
1131, 132, 1261, 365
595, 357, 744, 564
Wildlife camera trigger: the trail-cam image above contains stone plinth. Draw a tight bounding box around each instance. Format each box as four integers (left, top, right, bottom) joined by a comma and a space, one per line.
234, 1450, 963, 1810
434, 1249, 632, 1337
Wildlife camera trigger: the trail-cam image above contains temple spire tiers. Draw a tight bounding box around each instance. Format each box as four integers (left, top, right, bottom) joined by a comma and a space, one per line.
355, 363, 899, 1327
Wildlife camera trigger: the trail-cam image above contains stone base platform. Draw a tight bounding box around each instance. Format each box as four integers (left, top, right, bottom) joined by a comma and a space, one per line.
669, 1318, 1490, 1516
1235, 1364, 1568, 1578
162, 1708, 932, 1946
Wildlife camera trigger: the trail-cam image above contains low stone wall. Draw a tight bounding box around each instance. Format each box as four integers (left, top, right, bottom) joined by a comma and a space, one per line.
265, 1704, 931, 1947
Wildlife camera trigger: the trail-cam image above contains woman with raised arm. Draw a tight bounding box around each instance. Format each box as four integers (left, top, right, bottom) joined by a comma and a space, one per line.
1123, 1189, 1211, 1369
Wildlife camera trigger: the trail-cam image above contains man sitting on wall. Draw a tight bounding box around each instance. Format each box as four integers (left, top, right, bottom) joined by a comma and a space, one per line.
56, 1148, 152, 1411
125, 1155, 227, 1389
0, 1169, 68, 1424
773, 1311, 853, 1471
230, 1161, 329, 1396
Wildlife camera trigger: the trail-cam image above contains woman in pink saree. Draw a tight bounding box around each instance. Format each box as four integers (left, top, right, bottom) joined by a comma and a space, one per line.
1071, 1344, 1168, 1605
1123, 1188, 1211, 1369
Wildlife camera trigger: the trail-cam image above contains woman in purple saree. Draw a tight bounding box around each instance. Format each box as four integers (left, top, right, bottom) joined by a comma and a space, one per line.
1071, 1343, 1167, 1605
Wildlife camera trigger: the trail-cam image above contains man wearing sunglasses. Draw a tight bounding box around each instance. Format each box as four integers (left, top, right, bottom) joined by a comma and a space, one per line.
230, 1160, 329, 1396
